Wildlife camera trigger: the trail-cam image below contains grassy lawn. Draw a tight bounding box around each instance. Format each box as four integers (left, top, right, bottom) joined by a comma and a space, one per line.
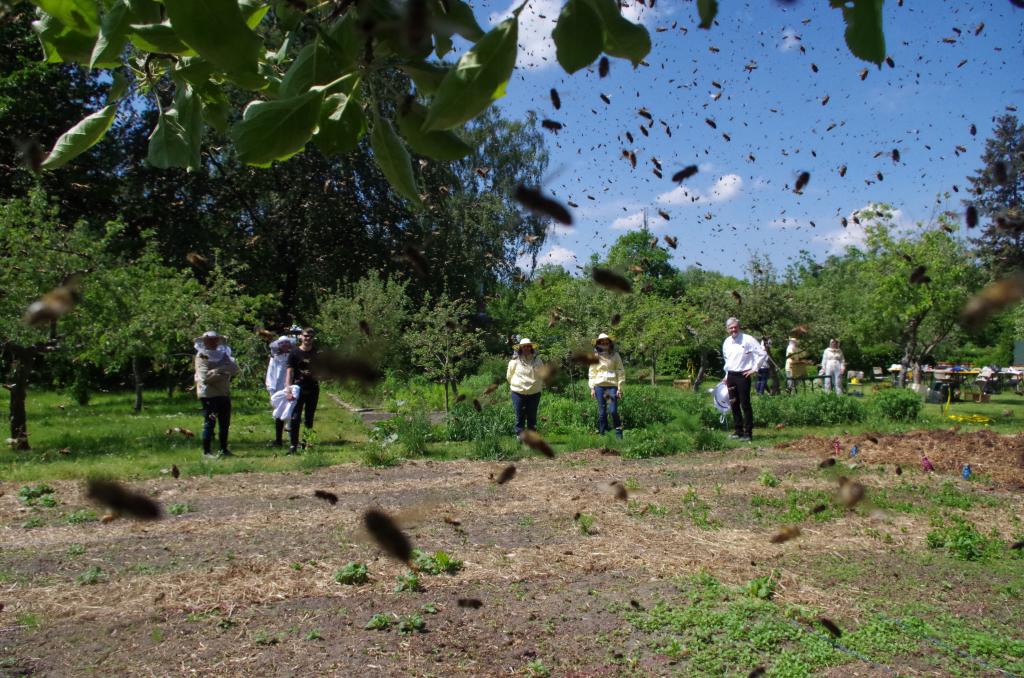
1, 381, 1021, 483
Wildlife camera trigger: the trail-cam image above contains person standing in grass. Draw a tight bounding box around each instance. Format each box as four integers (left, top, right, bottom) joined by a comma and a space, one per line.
284, 328, 320, 455
721, 317, 766, 442
820, 339, 846, 395
588, 333, 625, 438
193, 331, 239, 459
506, 338, 544, 435
264, 335, 293, 448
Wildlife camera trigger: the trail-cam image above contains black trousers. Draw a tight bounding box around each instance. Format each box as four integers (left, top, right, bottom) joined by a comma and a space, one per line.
726, 371, 753, 437
290, 383, 320, 447
200, 396, 231, 453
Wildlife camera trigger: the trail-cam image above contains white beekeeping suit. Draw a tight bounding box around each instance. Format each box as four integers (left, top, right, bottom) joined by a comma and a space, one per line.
820, 340, 845, 394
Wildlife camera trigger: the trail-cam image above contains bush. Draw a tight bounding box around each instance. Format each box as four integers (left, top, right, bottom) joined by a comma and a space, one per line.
540, 393, 591, 434
334, 562, 369, 585
660, 346, 691, 379
752, 392, 866, 427
393, 411, 431, 455
618, 385, 676, 428
687, 427, 727, 451
926, 517, 1004, 562
869, 388, 922, 422
620, 427, 688, 459
446, 398, 514, 441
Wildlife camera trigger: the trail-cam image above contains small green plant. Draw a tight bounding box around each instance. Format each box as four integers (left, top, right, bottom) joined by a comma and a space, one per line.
17, 483, 55, 505
66, 509, 98, 525
524, 659, 551, 677
745, 571, 778, 600
759, 471, 780, 488
66, 543, 86, 557
76, 566, 104, 586
21, 516, 44, 529
290, 562, 303, 571
217, 618, 237, 630
575, 513, 595, 535
421, 603, 438, 614
168, 503, 194, 516
681, 487, 719, 529
624, 477, 641, 491
395, 571, 423, 592
333, 561, 369, 585
364, 613, 392, 630
412, 549, 463, 575
926, 516, 1004, 561
252, 629, 280, 646
360, 446, 403, 468
38, 494, 58, 508
303, 629, 323, 641
397, 613, 425, 635
150, 627, 164, 643
16, 612, 40, 630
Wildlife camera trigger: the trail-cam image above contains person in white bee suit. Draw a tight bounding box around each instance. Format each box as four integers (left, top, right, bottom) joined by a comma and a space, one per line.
588, 333, 625, 438
819, 339, 846, 395
265, 336, 296, 447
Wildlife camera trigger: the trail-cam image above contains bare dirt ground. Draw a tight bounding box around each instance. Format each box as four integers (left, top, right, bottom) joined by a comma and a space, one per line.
1, 432, 1022, 677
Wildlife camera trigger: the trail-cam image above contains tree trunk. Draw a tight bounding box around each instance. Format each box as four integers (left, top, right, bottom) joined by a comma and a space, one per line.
132, 356, 144, 412
7, 345, 35, 450
650, 355, 656, 385
167, 373, 175, 399
443, 381, 450, 413
897, 315, 924, 388
693, 351, 708, 391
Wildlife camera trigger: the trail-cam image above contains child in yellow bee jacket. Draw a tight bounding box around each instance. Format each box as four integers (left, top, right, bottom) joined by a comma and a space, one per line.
588, 333, 624, 438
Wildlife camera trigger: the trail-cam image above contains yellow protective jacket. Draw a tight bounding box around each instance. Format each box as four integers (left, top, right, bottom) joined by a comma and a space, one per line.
588, 352, 624, 389
506, 356, 544, 395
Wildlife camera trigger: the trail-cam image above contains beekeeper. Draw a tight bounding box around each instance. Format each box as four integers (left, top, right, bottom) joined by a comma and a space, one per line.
819, 339, 846, 395
265, 336, 294, 448
506, 338, 544, 435
721, 317, 767, 442
193, 331, 239, 459
588, 333, 625, 438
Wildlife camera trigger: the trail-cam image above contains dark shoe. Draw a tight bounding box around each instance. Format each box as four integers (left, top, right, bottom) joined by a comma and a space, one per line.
739, 435, 753, 442
219, 449, 234, 457
287, 446, 298, 456
267, 440, 283, 448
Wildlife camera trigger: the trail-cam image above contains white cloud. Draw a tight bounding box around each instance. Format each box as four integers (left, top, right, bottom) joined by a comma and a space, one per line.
657, 174, 743, 206
537, 244, 578, 266
611, 211, 647, 230
812, 203, 916, 254
780, 28, 801, 52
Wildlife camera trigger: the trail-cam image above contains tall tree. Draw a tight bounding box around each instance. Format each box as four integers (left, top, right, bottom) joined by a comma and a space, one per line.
407, 293, 485, 412
965, 114, 1024, 278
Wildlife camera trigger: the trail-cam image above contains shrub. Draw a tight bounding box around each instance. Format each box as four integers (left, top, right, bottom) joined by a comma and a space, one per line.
392, 411, 432, 455
618, 385, 675, 428
446, 399, 514, 441
688, 427, 727, 451
620, 427, 688, 459
869, 387, 922, 422
926, 517, 1004, 561
412, 549, 463, 575
540, 393, 591, 434
752, 392, 866, 427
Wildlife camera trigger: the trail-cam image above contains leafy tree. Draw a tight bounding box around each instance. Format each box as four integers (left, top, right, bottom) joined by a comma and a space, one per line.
317, 273, 412, 372
964, 114, 1024, 278
407, 293, 484, 412
0, 193, 101, 447
620, 294, 687, 384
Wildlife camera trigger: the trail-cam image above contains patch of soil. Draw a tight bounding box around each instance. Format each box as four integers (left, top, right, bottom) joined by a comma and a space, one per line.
777, 429, 1024, 487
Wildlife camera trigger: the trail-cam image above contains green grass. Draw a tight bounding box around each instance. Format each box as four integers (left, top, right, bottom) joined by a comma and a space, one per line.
2, 383, 1021, 482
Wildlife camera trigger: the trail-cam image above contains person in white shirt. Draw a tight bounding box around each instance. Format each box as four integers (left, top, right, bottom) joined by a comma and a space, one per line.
819, 339, 846, 394
721, 317, 767, 441
588, 333, 625, 438
506, 338, 544, 435
264, 336, 293, 447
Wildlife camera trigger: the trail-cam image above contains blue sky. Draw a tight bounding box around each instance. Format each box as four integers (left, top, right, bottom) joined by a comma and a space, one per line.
453, 0, 1024, 277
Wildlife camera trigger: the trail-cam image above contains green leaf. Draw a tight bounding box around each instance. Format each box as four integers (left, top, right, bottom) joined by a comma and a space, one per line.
31, 0, 99, 35
128, 22, 196, 55
439, 0, 484, 41
124, 0, 162, 24
230, 90, 324, 166
147, 84, 203, 170
199, 87, 231, 134
697, 0, 717, 29
90, 0, 131, 69
162, 0, 265, 89
313, 80, 367, 156
552, 0, 602, 74
434, 32, 453, 59
280, 36, 353, 99
274, 0, 303, 31
585, 0, 650, 66
174, 57, 216, 87
32, 14, 96, 63
831, 0, 886, 66
423, 17, 517, 131
239, 0, 270, 29
371, 113, 422, 206
108, 69, 130, 101
40, 102, 119, 170
397, 100, 471, 161
400, 62, 449, 96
